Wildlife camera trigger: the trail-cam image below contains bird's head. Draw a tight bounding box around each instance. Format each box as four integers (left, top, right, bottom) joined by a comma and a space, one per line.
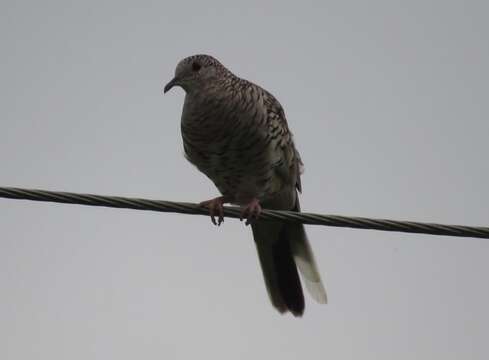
164, 54, 225, 94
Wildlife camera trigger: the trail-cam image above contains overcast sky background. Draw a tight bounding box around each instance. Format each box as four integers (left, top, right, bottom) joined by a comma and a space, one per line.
1, 1, 488, 359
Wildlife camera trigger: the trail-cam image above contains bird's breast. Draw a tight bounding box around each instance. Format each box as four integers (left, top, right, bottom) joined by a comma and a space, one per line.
180, 91, 279, 202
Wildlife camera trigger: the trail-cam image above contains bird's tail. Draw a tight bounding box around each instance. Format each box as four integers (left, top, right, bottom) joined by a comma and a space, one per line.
251, 199, 327, 316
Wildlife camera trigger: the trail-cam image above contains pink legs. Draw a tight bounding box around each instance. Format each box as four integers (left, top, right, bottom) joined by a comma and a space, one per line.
239, 198, 262, 226
200, 196, 262, 226
199, 196, 227, 226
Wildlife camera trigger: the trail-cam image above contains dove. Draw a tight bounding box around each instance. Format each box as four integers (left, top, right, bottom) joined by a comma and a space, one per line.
164, 54, 326, 316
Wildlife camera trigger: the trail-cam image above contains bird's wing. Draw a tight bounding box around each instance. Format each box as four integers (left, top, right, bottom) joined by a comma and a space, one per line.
261, 89, 304, 193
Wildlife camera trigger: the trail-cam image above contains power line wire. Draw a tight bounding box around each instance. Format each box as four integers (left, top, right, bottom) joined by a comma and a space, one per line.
0, 186, 488, 239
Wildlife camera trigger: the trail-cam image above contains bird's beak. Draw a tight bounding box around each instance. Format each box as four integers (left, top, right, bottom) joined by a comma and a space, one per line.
163, 77, 178, 94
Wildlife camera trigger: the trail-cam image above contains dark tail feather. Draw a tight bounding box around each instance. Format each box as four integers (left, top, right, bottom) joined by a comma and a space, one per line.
274, 226, 305, 316
252, 221, 305, 317
252, 195, 326, 315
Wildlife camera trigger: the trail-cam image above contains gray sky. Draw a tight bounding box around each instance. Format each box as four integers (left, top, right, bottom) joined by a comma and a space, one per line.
1, 1, 488, 359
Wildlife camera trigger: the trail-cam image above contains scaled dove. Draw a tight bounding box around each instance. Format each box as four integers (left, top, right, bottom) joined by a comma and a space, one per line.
164, 54, 327, 316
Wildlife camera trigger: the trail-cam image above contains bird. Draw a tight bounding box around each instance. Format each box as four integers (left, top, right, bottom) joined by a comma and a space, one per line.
164, 54, 327, 316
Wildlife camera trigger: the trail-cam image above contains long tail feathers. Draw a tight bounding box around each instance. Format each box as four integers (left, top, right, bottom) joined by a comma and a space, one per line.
251, 199, 327, 316
253, 221, 304, 316
288, 222, 328, 304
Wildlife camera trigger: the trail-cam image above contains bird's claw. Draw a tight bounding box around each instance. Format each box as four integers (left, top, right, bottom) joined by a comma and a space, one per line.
200, 197, 226, 226
240, 198, 262, 226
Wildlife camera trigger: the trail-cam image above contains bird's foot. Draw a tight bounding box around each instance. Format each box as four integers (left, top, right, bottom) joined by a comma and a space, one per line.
240, 198, 262, 226
200, 196, 228, 226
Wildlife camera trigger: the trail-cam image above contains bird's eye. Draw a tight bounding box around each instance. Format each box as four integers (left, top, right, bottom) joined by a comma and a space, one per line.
192, 62, 202, 72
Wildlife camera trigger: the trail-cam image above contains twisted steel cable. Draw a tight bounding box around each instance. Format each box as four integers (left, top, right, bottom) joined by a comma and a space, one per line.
0, 186, 488, 239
